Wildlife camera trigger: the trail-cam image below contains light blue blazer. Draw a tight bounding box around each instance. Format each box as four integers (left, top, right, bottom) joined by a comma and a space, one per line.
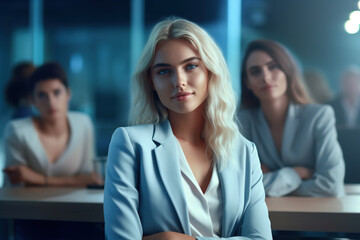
238, 103, 345, 197
103, 120, 272, 240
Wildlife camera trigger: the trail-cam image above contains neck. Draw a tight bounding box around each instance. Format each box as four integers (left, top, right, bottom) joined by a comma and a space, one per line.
168, 105, 205, 144
34, 115, 69, 136
260, 96, 289, 129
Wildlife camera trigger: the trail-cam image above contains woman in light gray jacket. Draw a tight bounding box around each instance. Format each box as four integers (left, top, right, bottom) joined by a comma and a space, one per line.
238, 39, 345, 197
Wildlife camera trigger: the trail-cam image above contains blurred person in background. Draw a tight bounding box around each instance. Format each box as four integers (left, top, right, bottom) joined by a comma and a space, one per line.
329, 66, 360, 128
303, 69, 333, 104
3, 62, 102, 187
4, 61, 35, 119
238, 39, 345, 197
2, 62, 104, 240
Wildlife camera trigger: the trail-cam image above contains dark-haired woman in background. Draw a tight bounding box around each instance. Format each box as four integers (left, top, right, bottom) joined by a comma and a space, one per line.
4, 61, 35, 119
3, 62, 102, 187
238, 39, 345, 197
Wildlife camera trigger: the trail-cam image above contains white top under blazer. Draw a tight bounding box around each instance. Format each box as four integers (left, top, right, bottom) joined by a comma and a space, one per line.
178, 141, 222, 237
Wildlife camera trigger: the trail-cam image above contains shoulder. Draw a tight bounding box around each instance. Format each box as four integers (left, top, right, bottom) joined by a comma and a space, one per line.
231, 132, 259, 165
4, 117, 33, 139
111, 123, 156, 146
68, 111, 94, 129
236, 132, 255, 150
294, 104, 335, 130
68, 111, 92, 123
296, 103, 334, 119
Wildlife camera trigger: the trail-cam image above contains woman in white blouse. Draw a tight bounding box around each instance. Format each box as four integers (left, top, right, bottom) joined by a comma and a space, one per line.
104, 18, 272, 240
3, 62, 102, 187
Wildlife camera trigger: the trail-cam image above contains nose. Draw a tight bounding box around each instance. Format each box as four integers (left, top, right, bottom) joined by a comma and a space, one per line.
262, 67, 272, 83
47, 94, 57, 108
173, 69, 187, 88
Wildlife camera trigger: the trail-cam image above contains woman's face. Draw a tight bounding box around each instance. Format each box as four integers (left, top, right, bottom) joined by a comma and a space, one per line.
151, 39, 209, 115
245, 50, 288, 103
32, 78, 70, 121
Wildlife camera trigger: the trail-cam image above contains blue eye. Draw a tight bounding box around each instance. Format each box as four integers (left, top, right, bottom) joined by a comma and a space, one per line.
186, 64, 197, 70
157, 69, 171, 75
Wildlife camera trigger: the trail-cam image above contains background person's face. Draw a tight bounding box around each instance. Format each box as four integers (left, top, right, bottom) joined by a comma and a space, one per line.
32, 78, 70, 121
245, 50, 288, 104
342, 73, 360, 102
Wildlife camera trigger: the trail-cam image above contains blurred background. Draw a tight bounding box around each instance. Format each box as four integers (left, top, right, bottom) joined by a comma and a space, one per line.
1, 0, 360, 185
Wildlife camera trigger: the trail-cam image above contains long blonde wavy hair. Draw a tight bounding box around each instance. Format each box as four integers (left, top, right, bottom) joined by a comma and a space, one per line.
130, 18, 239, 168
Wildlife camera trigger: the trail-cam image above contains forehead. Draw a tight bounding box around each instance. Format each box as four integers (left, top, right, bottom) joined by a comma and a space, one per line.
152, 39, 199, 65
34, 78, 64, 91
246, 50, 273, 68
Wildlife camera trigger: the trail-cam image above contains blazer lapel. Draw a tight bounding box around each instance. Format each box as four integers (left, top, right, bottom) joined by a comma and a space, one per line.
153, 121, 190, 234
257, 109, 283, 166
281, 103, 300, 159
219, 162, 241, 237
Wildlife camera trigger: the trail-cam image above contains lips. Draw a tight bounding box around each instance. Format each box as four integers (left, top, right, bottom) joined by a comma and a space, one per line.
48, 109, 57, 114
172, 91, 194, 101
261, 85, 275, 91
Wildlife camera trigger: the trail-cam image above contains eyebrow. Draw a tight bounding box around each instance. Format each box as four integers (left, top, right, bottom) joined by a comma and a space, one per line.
152, 57, 201, 69
248, 60, 276, 70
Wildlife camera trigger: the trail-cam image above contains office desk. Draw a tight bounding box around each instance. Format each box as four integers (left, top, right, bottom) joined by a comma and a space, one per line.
1, 186, 360, 234
345, 184, 360, 195
266, 195, 360, 233
0, 187, 104, 222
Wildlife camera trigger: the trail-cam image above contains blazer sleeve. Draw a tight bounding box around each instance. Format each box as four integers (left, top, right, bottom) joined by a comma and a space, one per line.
262, 167, 302, 197
292, 106, 345, 196
103, 127, 142, 240
197, 143, 272, 240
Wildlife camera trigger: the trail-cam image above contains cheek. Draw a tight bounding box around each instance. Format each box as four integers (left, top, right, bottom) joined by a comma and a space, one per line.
280, 75, 288, 91
246, 80, 257, 92
194, 71, 209, 88
152, 80, 164, 94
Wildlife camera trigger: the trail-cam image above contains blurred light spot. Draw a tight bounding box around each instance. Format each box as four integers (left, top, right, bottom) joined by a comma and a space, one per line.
345, 20, 359, 34
358, 1, 360, 9
251, 10, 266, 26
70, 53, 83, 74
350, 10, 360, 23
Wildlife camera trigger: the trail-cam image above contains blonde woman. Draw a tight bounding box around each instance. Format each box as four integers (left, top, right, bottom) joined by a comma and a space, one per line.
104, 18, 271, 239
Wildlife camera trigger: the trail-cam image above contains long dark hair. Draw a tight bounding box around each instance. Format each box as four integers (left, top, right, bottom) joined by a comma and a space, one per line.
240, 39, 310, 109
5, 62, 35, 107
28, 62, 69, 94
